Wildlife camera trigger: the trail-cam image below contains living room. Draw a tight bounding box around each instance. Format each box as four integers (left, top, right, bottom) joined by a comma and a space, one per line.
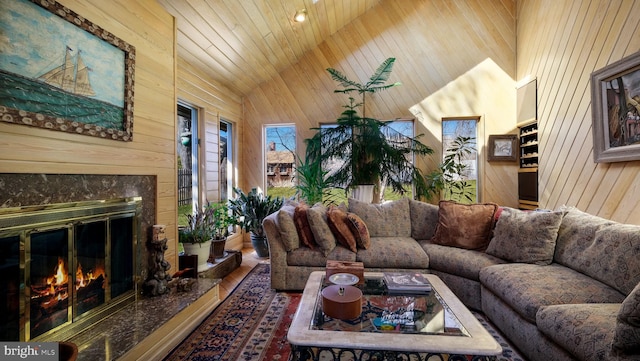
0, 0, 639, 360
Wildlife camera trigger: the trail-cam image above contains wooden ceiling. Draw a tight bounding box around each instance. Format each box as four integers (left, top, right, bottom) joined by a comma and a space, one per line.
157, 0, 383, 97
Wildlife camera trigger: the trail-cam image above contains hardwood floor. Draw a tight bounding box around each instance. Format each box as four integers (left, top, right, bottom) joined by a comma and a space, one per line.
218, 248, 268, 300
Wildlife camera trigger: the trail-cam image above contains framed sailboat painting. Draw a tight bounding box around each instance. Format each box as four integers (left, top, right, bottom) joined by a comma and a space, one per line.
0, 0, 135, 141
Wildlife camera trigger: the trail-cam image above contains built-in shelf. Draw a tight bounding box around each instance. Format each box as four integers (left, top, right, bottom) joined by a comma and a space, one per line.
518, 120, 538, 209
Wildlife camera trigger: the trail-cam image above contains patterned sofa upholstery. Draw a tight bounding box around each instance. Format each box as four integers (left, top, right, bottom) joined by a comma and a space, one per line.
262, 199, 640, 361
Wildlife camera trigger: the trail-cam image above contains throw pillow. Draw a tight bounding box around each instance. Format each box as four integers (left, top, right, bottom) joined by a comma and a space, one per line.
306, 204, 337, 256
277, 206, 300, 252
612, 282, 640, 352
409, 199, 439, 240
293, 204, 315, 249
348, 198, 411, 237
431, 200, 498, 251
346, 212, 371, 249
326, 206, 357, 252
485, 207, 564, 265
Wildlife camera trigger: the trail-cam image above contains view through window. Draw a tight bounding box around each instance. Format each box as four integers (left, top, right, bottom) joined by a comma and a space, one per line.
441, 117, 479, 203
220, 120, 234, 202
177, 102, 198, 226
264, 125, 296, 199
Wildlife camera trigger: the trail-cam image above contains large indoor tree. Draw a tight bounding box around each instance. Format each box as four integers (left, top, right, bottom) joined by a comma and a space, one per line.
310, 58, 434, 203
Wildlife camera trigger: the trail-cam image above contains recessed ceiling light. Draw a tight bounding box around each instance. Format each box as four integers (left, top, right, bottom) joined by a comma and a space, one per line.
294, 9, 307, 23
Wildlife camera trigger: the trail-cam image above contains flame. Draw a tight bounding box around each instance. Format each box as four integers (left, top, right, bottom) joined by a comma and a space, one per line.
46, 258, 68, 294
75, 262, 104, 290
32, 258, 106, 302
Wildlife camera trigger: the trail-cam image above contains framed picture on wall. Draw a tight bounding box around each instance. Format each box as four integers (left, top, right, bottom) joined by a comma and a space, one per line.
487, 134, 517, 162
591, 50, 640, 162
0, 0, 135, 141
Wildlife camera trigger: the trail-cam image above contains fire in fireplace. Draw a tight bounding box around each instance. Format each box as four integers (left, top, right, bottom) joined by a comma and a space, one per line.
0, 197, 141, 341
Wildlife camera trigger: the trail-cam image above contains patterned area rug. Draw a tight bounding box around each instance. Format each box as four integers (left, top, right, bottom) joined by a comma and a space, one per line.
164, 264, 527, 361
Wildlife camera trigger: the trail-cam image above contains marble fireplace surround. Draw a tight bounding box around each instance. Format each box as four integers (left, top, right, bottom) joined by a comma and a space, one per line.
0, 173, 157, 287
0, 173, 223, 359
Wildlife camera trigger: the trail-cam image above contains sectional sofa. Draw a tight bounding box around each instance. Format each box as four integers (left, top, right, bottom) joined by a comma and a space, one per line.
262, 198, 640, 361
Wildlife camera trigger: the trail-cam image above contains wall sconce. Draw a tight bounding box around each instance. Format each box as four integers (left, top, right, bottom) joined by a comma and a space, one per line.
294, 9, 307, 22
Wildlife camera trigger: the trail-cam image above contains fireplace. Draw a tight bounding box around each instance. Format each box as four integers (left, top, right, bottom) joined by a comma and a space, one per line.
0, 197, 141, 341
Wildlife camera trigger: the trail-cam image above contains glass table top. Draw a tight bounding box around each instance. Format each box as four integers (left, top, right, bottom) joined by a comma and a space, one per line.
310, 274, 469, 337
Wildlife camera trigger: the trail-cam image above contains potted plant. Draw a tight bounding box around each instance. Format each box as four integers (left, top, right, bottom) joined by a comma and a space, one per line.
312, 57, 434, 203
205, 201, 236, 258
228, 187, 283, 258
178, 205, 214, 272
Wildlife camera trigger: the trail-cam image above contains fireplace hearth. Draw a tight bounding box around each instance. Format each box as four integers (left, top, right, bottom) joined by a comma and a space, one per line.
0, 197, 141, 341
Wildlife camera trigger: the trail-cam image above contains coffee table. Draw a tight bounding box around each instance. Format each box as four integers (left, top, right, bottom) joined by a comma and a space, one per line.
287, 271, 502, 361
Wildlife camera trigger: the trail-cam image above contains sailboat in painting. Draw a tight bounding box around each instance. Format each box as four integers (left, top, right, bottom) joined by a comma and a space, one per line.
38, 46, 96, 97
0, 46, 123, 129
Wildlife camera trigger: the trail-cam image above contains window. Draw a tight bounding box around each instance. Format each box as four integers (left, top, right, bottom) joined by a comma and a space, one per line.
220, 120, 234, 202
264, 125, 296, 198
441, 117, 479, 203
177, 102, 199, 225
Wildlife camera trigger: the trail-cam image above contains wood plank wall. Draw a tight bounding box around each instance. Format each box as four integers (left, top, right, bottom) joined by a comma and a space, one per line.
176, 58, 244, 250
517, 0, 640, 224
243, 0, 520, 207
0, 1, 181, 268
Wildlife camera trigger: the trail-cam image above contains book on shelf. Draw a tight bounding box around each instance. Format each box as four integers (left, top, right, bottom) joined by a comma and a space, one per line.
383, 272, 432, 294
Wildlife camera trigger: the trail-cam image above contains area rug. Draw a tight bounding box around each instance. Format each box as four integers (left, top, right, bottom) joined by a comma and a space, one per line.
164, 264, 527, 361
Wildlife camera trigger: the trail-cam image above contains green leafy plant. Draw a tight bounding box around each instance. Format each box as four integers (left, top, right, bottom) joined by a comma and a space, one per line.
205, 202, 236, 240
313, 57, 434, 203
292, 135, 338, 205
228, 187, 284, 237
425, 135, 477, 203
178, 205, 213, 244
178, 201, 236, 243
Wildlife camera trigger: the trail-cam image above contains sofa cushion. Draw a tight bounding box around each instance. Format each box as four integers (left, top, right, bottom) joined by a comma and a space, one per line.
287, 244, 356, 267
555, 207, 640, 295
431, 201, 498, 251
306, 204, 336, 256
348, 198, 411, 237
485, 207, 564, 265
346, 212, 371, 249
480, 263, 626, 323
537, 303, 619, 361
613, 282, 640, 352
421, 240, 506, 281
409, 199, 439, 240
277, 206, 300, 251
326, 206, 357, 253
294, 204, 316, 249
355, 237, 429, 268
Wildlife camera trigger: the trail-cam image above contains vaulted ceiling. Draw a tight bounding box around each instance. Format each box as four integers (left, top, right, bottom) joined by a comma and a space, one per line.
157, 0, 383, 97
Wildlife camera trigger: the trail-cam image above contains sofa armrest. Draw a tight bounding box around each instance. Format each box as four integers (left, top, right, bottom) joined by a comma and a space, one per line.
262, 212, 288, 289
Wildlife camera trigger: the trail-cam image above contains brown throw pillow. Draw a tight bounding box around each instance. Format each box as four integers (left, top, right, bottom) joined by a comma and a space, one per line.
485, 207, 564, 265
306, 204, 336, 256
326, 206, 357, 252
293, 204, 315, 249
346, 212, 370, 249
431, 200, 498, 251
